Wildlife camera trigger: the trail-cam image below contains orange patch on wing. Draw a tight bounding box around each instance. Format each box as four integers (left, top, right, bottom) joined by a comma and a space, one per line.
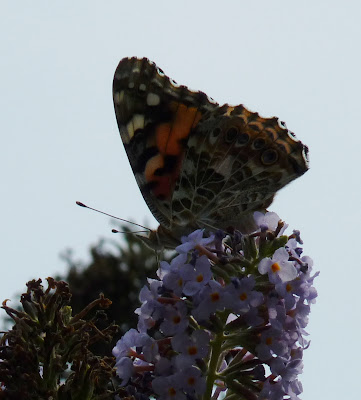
144, 154, 173, 198
155, 103, 202, 156
147, 103, 204, 200
153, 175, 173, 198
155, 123, 172, 153
144, 153, 164, 182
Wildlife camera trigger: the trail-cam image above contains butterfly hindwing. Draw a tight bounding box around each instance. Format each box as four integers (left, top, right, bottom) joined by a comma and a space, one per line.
173, 106, 308, 231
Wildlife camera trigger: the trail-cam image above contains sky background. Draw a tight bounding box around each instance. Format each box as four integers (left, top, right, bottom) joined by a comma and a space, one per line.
1, 1, 360, 398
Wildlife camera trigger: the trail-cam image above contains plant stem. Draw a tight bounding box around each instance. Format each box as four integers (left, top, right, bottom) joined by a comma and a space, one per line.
203, 332, 224, 400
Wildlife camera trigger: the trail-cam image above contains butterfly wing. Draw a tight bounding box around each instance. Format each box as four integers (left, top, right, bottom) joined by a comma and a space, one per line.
113, 57, 218, 229
113, 57, 309, 236
172, 105, 309, 232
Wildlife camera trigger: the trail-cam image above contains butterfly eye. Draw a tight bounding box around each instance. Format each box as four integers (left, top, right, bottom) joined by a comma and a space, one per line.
261, 149, 278, 165
253, 138, 266, 150
225, 127, 238, 143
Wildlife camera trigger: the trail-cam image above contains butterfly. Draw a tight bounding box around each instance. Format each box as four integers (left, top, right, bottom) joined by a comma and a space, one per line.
113, 57, 309, 248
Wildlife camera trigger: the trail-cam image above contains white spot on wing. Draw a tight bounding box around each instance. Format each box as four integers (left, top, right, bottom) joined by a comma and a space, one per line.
170, 79, 180, 87
139, 83, 146, 91
286, 129, 297, 140
157, 67, 165, 76
125, 114, 145, 142
278, 120, 287, 129
125, 120, 134, 142
146, 92, 160, 106
113, 90, 124, 105
208, 97, 217, 104
133, 114, 145, 131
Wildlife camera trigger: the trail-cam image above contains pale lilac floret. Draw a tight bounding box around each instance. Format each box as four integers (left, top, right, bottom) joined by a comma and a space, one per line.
139, 279, 162, 303
114, 356, 134, 386
291, 301, 311, 330
226, 276, 264, 314
162, 269, 185, 297
152, 373, 186, 400
275, 281, 297, 310
113, 329, 158, 363
176, 229, 214, 253
286, 238, 302, 260
112, 328, 140, 359
181, 255, 212, 296
141, 334, 159, 362
267, 297, 288, 331
136, 288, 164, 321
244, 306, 264, 326
157, 255, 189, 297
258, 247, 297, 283
137, 313, 156, 333
256, 328, 289, 360
171, 330, 210, 369
160, 302, 189, 335
154, 357, 173, 376
282, 379, 303, 399
259, 379, 286, 400
157, 254, 188, 280
136, 281, 165, 332
192, 280, 231, 321
270, 357, 303, 382
179, 366, 206, 396
254, 211, 281, 231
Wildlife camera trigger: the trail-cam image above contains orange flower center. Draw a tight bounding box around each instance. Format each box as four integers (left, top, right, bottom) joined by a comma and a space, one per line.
187, 377, 196, 386
271, 262, 281, 273
210, 292, 220, 302
239, 292, 247, 301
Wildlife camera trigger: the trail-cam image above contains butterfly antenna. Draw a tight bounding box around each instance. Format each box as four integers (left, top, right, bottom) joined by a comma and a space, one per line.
76, 201, 151, 231
112, 229, 149, 234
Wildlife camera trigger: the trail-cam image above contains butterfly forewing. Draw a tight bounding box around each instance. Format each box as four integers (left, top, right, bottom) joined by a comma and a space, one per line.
113, 57, 218, 229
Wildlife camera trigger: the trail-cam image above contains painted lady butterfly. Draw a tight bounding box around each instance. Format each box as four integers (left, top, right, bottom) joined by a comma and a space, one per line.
113, 57, 309, 247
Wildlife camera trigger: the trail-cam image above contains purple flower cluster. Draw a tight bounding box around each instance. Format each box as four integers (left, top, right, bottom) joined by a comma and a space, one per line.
113, 212, 318, 400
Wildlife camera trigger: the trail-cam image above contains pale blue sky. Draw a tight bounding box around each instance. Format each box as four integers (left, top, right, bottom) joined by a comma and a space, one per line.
1, 1, 360, 399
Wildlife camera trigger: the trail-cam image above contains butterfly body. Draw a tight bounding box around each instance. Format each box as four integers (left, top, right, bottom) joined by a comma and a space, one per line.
113, 57, 309, 244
